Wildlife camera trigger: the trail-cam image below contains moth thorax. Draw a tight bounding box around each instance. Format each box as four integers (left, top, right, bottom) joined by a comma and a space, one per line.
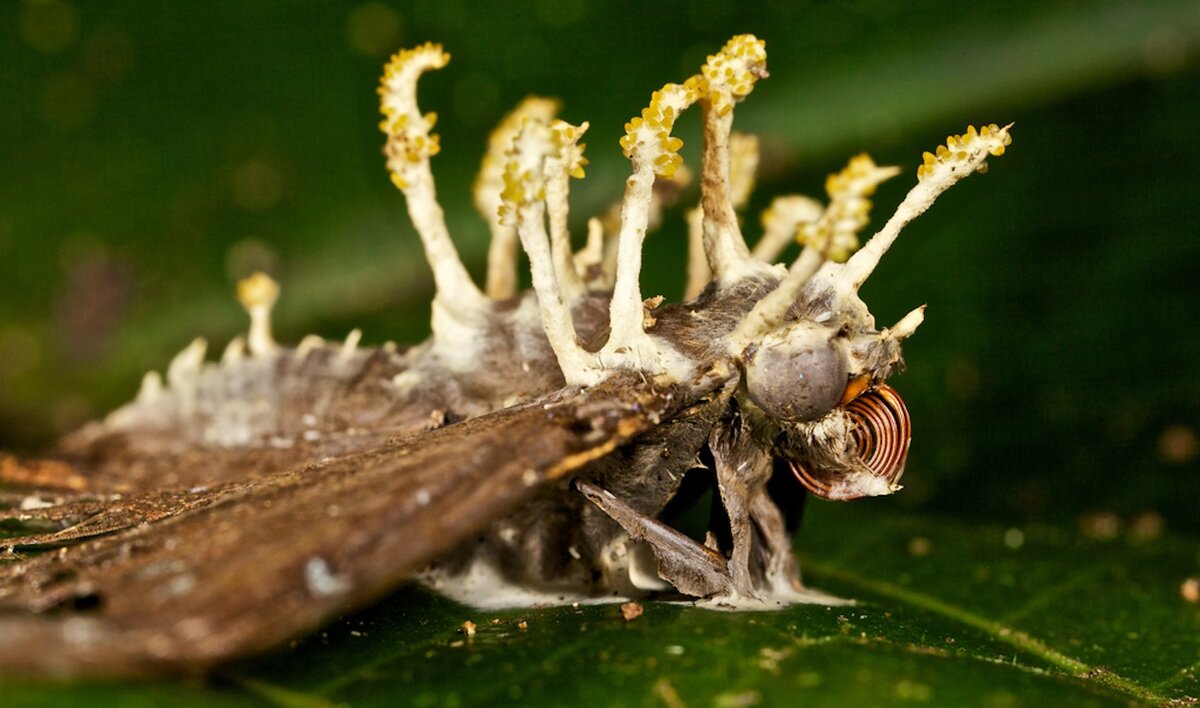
745, 321, 846, 422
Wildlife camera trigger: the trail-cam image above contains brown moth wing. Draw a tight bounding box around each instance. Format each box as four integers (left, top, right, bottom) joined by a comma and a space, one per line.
0, 374, 685, 677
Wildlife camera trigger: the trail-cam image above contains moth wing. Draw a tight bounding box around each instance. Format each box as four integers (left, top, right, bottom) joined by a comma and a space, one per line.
0, 376, 673, 676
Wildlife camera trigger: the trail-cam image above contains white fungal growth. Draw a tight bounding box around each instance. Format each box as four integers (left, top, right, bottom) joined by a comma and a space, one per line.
686, 131, 761, 298
379, 43, 488, 323
751, 195, 823, 263
609, 78, 702, 357
501, 117, 597, 383
733, 124, 1012, 349
220, 337, 246, 366
135, 370, 164, 404
801, 154, 901, 264
338, 328, 362, 363
304, 557, 351, 597
475, 97, 561, 299
296, 334, 325, 358
695, 36, 770, 287
236, 272, 280, 357
840, 123, 1013, 291
166, 338, 206, 390
887, 305, 926, 341
139, 38, 1005, 401
543, 120, 589, 301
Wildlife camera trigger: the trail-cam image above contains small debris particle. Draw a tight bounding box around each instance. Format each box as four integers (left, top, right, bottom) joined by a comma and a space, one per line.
1182, 577, 1200, 603
350, 630, 364, 637
1003, 528, 1025, 549
1128, 511, 1165, 541
757, 647, 791, 674
449, 640, 464, 648
1079, 512, 1121, 541
665, 644, 684, 656
907, 536, 931, 556
1158, 424, 1199, 464
517, 620, 528, 631
415, 488, 431, 506
620, 602, 644, 621
654, 678, 686, 708
490, 618, 501, 625
714, 690, 761, 707
461, 620, 477, 636
894, 679, 933, 701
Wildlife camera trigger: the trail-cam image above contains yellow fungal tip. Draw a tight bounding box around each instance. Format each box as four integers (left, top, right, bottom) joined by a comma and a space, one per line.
916, 122, 1011, 182
236, 272, 280, 311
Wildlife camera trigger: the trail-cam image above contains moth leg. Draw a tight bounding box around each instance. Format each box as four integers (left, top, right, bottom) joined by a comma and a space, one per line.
710, 426, 773, 599
574, 478, 732, 598
748, 490, 803, 594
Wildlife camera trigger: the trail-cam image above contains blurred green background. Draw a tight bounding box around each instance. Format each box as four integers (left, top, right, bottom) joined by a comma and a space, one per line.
1, 0, 1197, 537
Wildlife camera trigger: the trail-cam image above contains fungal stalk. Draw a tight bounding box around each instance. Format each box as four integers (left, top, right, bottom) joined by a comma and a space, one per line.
474, 97, 561, 300
378, 36, 1009, 391
379, 43, 488, 329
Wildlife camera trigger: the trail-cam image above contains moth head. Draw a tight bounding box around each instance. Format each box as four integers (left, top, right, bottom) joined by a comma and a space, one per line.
742, 284, 924, 500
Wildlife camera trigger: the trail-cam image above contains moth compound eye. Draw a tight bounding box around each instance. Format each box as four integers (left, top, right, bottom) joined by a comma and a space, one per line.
745, 322, 846, 422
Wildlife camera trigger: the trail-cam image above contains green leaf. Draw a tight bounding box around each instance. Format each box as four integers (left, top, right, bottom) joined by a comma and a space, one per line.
11, 506, 1194, 706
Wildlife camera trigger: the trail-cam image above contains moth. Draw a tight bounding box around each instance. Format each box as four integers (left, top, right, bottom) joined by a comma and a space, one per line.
0, 36, 1010, 676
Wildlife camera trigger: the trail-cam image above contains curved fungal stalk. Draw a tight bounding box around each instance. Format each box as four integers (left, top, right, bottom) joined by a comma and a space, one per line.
379, 43, 488, 324
733, 124, 1012, 349
839, 123, 1012, 290
751, 195, 824, 263
474, 97, 561, 300
686, 132, 760, 298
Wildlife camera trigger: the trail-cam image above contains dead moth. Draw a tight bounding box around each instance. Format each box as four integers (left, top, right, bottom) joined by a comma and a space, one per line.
0, 36, 1011, 676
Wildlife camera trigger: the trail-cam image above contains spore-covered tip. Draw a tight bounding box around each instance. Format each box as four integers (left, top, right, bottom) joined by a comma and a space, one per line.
236, 272, 279, 357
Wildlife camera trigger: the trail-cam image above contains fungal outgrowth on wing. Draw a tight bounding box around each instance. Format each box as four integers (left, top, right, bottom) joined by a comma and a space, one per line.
475, 97, 561, 299
378, 42, 486, 328
499, 120, 556, 226
620, 80, 702, 178
700, 34, 768, 115
236, 272, 280, 356
380, 43, 450, 190
799, 154, 900, 263
728, 133, 760, 211
369, 37, 1009, 391
917, 124, 1012, 183
475, 97, 561, 216
753, 195, 823, 262
837, 123, 1014, 290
